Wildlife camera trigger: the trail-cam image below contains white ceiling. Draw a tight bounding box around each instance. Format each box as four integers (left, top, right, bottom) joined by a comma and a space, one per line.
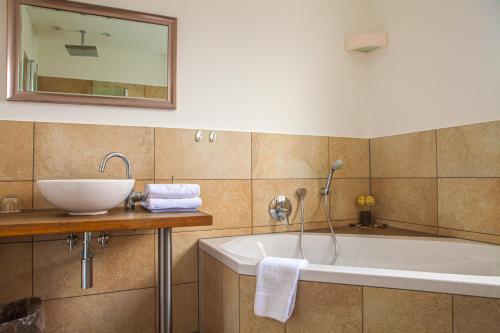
24, 4, 168, 55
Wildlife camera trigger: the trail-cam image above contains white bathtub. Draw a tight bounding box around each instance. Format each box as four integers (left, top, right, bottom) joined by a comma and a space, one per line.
199, 232, 500, 298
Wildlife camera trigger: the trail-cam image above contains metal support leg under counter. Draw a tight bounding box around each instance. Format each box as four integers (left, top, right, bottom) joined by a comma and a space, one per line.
158, 228, 173, 333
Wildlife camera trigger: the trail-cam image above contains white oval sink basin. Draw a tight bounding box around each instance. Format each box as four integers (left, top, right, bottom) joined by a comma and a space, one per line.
36, 179, 135, 215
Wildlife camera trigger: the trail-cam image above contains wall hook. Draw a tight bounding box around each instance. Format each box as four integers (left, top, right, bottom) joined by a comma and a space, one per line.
209, 131, 216, 143
195, 130, 202, 142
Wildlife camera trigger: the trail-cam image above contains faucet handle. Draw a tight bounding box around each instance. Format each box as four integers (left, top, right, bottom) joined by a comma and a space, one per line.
97, 233, 109, 249
269, 195, 292, 225
66, 233, 78, 251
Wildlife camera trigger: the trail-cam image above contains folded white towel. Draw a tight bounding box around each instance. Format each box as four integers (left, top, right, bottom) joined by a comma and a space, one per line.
144, 208, 198, 213
254, 257, 308, 323
145, 184, 201, 199
141, 197, 202, 211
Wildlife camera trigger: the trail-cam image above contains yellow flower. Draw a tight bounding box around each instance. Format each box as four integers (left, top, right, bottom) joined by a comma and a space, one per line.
365, 195, 375, 206
356, 195, 366, 206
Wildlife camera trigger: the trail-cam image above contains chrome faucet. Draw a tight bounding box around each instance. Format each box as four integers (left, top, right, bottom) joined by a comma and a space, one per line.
98, 152, 132, 179
98, 152, 143, 209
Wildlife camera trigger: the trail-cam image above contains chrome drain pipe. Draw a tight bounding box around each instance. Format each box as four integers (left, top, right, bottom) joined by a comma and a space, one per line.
81, 232, 94, 289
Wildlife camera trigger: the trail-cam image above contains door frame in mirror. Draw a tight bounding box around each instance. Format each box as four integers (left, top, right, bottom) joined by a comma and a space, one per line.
6, 0, 177, 109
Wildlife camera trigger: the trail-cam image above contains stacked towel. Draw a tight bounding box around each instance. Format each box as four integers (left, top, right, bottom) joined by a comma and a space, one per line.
141, 184, 202, 213
145, 184, 200, 199
254, 257, 309, 323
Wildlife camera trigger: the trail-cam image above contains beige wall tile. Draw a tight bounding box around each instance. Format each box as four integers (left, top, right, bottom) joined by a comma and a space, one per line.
252, 133, 329, 179
375, 219, 438, 235
363, 287, 452, 333
203, 254, 223, 333
0, 242, 32, 304
240, 275, 285, 333
0, 181, 33, 210
252, 179, 326, 227
223, 265, 240, 333
371, 178, 438, 226
438, 228, 500, 245
330, 179, 370, 220
43, 288, 155, 333
33, 235, 155, 300
329, 137, 370, 178
0, 236, 32, 244
437, 121, 500, 177
173, 228, 251, 285
198, 249, 206, 329
34, 123, 154, 180
159, 180, 252, 232
286, 281, 362, 333
0, 121, 33, 181
252, 221, 351, 234
370, 130, 436, 177
453, 295, 500, 333
155, 128, 251, 180
173, 282, 199, 333
438, 178, 500, 235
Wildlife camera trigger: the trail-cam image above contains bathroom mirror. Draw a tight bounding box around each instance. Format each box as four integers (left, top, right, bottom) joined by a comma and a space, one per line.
6, 0, 177, 109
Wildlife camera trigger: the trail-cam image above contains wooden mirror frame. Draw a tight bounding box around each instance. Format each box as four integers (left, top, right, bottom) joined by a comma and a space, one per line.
6, 0, 177, 109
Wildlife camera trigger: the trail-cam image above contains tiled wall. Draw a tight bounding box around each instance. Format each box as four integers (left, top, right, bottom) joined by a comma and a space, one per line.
0, 119, 497, 332
370, 120, 500, 245
201, 251, 500, 333
0, 120, 369, 333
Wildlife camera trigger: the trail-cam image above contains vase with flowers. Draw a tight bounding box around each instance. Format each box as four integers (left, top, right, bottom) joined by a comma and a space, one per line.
356, 195, 375, 226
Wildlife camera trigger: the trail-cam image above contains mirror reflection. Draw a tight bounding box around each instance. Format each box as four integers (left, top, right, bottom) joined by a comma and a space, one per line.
19, 4, 169, 99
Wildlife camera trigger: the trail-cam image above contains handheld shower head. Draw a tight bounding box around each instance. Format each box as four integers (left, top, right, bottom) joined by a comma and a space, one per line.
321, 159, 344, 195
332, 160, 344, 171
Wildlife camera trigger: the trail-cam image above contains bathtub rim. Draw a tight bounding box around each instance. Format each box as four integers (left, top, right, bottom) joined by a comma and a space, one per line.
199, 232, 500, 299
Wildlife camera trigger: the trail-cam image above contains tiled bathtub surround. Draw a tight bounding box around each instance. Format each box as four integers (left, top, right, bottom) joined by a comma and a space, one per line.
370, 120, 500, 244
200, 251, 500, 333
0, 121, 367, 332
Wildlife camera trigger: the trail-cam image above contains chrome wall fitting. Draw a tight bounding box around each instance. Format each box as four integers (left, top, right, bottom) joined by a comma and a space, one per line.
209, 131, 216, 143
269, 195, 292, 224
66, 233, 78, 251
195, 130, 203, 142
97, 232, 109, 249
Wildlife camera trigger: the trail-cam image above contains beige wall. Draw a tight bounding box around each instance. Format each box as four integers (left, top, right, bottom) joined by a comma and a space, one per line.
0, 120, 368, 332
370, 120, 500, 245
0, 0, 369, 138
363, 0, 500, 137
201, 251, 500, 333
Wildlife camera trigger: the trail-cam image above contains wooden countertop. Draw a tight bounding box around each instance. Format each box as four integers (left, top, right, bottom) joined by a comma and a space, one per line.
0, 208, 212, 237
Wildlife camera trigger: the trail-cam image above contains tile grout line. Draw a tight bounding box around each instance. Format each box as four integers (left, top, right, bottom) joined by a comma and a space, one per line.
451, 294, 454, 333
435, 129, 439, 231
32, 123, 35, 210
368, 138, 372, 196
153, 127, 156, 185
378, 218, 500, 237
238, 273, 241, 333
361, 285, 364, 333
42, 286, 157, 303
31, 122, 35, 298
251, 132, 254, 231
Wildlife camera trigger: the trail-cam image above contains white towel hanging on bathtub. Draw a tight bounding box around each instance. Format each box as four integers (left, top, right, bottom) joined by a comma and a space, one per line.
254, 256, 308, 322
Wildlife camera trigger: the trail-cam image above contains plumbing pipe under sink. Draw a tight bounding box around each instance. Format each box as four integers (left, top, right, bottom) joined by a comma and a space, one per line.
81, 232, 94, 289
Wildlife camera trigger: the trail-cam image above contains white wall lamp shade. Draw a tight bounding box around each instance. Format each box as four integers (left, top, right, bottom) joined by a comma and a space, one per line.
345, 32, 388, 53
